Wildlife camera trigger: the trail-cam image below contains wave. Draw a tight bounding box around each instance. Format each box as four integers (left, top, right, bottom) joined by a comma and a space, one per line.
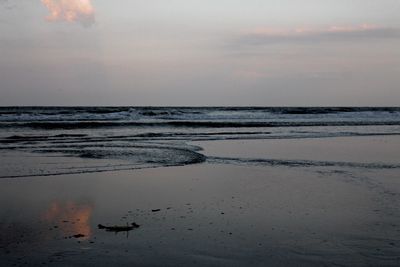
1, 120, 400, 129
2, 131, 400, 148
0, 134, 89, 144
208, 156, 400, 169
33, 146, 206, 164
3, 146, 399, 179
1, 107, 399, 122
0, 144, 206, 179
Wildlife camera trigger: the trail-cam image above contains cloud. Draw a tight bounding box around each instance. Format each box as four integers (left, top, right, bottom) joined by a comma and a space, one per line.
41, 0, 95, 27
0, 0, 17, 10
237, 24, 400, 46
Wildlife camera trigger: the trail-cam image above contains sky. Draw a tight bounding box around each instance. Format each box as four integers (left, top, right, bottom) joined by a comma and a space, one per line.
0, 0, 399, 106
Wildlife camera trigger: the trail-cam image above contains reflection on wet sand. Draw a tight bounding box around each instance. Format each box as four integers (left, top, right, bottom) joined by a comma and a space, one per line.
42, 201, 93, 240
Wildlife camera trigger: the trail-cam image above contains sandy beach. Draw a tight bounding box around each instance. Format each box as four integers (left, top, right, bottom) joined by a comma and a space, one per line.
1, 135, 400, 266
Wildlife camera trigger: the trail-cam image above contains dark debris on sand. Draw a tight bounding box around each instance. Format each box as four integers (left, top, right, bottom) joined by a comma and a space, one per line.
98, 223, 140, 232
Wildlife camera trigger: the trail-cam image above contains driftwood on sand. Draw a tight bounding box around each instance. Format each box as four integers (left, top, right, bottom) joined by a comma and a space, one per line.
98, 222, 140, 232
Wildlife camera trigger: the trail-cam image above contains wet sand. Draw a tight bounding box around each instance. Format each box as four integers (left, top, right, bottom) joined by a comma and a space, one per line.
1, 136, 400, 266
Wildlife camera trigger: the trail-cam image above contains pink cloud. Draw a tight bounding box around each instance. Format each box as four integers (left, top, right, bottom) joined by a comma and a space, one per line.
250, 24, 380, 37
238, 24, 400, 45
41, 0, 95, 27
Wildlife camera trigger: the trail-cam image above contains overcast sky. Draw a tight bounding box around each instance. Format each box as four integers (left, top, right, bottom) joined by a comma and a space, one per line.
0, 0, 399, 106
